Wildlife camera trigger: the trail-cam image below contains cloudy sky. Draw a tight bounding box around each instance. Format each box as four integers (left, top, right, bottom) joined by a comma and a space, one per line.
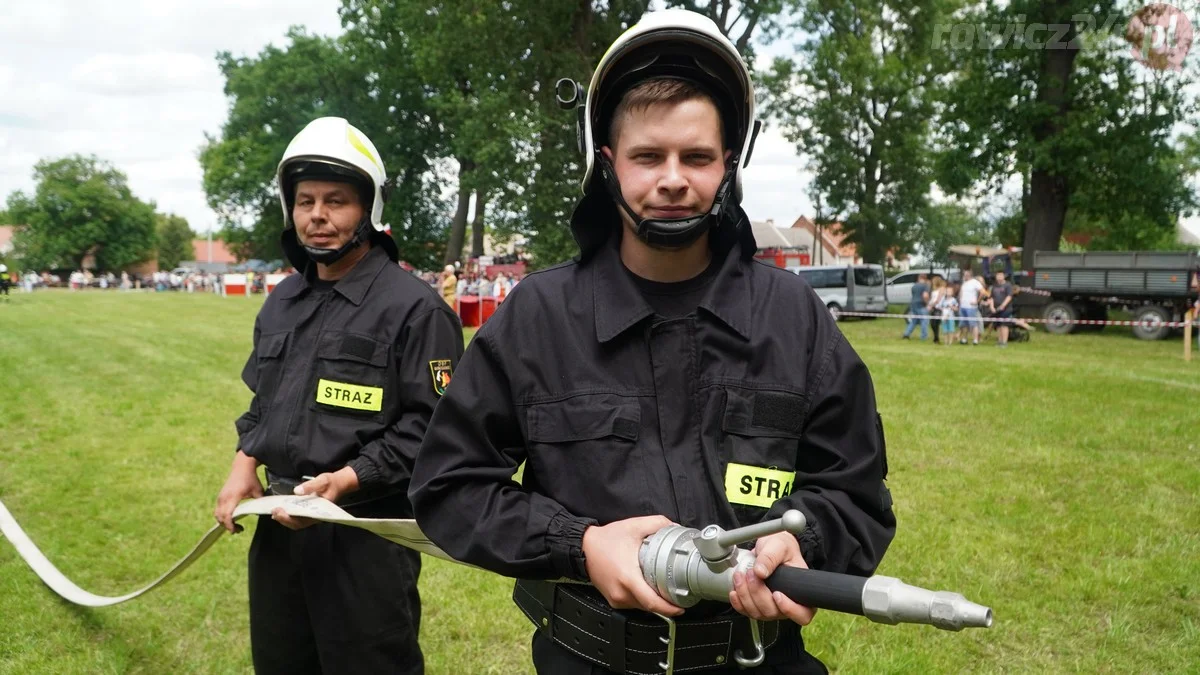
0, 1, 816, 237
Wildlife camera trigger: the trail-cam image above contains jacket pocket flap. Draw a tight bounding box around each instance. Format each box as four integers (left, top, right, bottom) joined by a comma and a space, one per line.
317, 332, 388, 367
257, 332, 288, 360
722, 388, 805, 438
527, 395, 640, 443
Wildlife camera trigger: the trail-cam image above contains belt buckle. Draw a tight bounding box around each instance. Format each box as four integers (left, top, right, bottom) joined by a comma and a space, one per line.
651, 612, 677, 674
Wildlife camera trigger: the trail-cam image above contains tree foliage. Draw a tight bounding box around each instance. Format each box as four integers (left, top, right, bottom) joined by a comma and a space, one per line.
935, 0, 1198, 264
763, 0, 953, 264
911, 202, 994, 265
156, 213, 195, 270
6, 155, 156, 271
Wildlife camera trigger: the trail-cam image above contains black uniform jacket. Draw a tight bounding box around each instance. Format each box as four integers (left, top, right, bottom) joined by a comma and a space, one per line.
410, 237, 894, 581
235, 245, 464, 496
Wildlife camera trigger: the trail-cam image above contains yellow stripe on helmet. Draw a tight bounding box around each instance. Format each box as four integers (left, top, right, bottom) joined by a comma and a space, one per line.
347, 127, 381, 171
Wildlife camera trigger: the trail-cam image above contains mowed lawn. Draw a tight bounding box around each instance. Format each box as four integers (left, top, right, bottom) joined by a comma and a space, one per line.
1, 290, 1197, 674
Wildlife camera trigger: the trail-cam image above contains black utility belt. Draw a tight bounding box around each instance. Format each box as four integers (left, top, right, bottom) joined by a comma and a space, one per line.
263, 469, 394, 509
514, 579, 782, 675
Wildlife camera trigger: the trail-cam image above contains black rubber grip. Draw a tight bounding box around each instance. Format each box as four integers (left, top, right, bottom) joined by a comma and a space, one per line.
764, 567, 867, 616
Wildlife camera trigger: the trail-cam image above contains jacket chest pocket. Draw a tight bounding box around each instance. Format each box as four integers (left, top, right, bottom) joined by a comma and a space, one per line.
255, 332, 290, 410
525, 394, 641, 494
720, 388, 805, 522
309, 331, 391, 421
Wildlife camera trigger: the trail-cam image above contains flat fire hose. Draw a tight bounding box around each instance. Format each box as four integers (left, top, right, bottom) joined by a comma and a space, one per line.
0, 494, 451, 607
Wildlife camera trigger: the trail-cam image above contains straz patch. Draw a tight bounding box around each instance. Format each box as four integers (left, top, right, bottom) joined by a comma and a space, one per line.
429, 359, 453, 396
724, 463, 797, 509
316, 379, 383, 412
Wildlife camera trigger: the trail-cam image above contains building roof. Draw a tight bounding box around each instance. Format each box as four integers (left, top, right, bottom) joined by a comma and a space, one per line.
789, 216, 858, 259
191, 238, 238, 264
749, 219, 810, 250
0, 225, 18, 254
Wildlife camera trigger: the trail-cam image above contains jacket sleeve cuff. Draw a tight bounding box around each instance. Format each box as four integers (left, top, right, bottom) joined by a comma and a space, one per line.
347, 456, 383, 489
546, 511, 597, 581
234, 406, 258, 452
234, 422, 255, 452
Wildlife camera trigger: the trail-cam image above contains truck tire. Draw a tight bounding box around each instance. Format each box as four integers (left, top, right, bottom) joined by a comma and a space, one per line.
1132, 305, 1171, 340
1043, 301, 1078, 334
827, 302, 842, 322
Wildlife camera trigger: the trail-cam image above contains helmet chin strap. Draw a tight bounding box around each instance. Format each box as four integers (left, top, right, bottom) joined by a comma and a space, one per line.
302, 217, 373, 265
597, 154, 737, 249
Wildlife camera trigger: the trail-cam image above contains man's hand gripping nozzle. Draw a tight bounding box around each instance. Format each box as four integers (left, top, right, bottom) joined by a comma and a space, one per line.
638, 510, 993, 631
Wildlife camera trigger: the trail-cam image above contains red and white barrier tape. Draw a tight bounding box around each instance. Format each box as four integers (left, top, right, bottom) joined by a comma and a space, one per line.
837, 310, 1198, 329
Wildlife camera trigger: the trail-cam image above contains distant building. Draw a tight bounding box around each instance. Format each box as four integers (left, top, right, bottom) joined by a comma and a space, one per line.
0, 225, 18, 256
750, 219, 812, 267
750, 216, 863, 267
180, 237, 239, 273
788, 216, 861, 265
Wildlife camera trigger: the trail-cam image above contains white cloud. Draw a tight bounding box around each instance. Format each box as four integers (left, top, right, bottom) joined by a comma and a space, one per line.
70, 53, 218, 96
0, 0, 345, 233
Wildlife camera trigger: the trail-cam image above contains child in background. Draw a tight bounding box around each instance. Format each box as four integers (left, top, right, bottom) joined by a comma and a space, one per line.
937, 282, 959, 345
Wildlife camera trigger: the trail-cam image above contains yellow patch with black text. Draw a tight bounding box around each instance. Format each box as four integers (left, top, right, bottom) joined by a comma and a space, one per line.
724, 463, 796, 509
316, 379, 383, 412
429, 359, 452, 396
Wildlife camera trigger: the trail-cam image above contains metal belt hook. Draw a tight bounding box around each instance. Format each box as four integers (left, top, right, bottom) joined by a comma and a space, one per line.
734, 619, 765, 669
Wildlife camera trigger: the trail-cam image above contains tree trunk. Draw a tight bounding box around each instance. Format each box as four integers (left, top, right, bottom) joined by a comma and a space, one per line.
444, 159, 475, 265
1023, 22, 1079, 269
471, 189, 487, 258
861, 144, 879, 262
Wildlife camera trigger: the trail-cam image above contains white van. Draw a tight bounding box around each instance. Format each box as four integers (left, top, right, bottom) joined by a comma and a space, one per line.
787, 264, 887, 320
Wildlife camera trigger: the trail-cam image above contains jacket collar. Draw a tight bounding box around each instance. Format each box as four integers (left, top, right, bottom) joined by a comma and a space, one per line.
591, 234, 753, 343
271, 244, 389, 306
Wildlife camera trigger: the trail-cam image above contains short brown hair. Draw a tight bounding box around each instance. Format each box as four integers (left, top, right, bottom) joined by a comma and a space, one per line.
608, 77, 725, 149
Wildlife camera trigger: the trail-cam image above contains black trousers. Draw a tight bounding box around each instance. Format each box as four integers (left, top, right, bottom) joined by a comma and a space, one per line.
530, 627, 829, 675
248, 498, 423, 675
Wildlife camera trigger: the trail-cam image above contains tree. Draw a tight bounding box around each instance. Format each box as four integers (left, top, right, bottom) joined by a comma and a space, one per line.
911, 202, 994, 265
6, 155, 156, 271
762, 0, 951, 264
156, 213, 195, 270
200, 28, 448, 269
341, 0, 603, 267
935, 1, 1198, 265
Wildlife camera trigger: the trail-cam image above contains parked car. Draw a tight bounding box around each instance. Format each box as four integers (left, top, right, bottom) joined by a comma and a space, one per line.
787, 264, 887, 320
886, 268, 959, 305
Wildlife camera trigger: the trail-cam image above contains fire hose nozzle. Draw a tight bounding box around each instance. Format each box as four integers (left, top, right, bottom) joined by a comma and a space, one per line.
861, 576, 994, 631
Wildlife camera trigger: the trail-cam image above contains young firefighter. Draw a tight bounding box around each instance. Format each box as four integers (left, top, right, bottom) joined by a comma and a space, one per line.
411, 11, 894, 674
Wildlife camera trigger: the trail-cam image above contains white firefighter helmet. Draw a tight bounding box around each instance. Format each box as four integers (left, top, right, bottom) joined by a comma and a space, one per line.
276, 117, 396, 266
580, 9, 759, 201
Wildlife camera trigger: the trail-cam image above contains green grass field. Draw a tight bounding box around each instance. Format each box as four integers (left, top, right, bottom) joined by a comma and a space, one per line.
1, 290, 1197, 674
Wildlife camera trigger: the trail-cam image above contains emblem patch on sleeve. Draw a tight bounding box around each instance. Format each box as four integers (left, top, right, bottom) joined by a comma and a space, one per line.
429, 359, 453, 396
